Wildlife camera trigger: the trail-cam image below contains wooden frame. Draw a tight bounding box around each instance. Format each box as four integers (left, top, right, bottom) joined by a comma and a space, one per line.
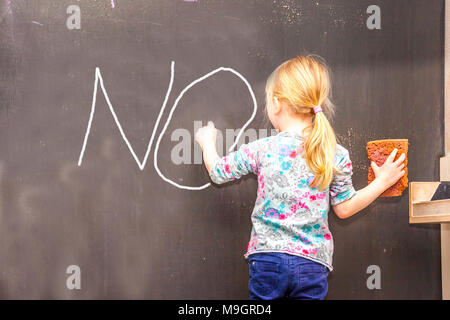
441, 157, 450, 300
408, 0, 450, 300
409, 182, 450, 224
441, 0, 450, 301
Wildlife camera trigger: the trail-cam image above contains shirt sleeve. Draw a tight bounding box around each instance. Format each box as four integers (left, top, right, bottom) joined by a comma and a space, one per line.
209, 140, 261, 185
329, 147, 357, 206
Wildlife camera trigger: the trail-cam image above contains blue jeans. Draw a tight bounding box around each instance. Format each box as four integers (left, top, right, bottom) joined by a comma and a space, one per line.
248, 252, 329, 300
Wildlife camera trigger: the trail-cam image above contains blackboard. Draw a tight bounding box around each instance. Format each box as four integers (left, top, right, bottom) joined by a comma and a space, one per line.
0, 0, 443, 299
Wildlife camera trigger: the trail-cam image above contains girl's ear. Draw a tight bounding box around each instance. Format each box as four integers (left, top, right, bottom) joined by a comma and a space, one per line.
273, 96, 282, 114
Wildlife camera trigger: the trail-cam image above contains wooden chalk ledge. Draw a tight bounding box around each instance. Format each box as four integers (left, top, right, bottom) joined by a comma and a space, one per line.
409, 182, 450, 224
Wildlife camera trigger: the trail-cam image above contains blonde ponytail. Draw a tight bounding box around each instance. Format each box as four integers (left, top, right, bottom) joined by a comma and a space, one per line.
266, 55, 342, 191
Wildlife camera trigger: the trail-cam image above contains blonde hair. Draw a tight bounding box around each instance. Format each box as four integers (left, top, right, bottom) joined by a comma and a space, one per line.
265, 55, 342, 191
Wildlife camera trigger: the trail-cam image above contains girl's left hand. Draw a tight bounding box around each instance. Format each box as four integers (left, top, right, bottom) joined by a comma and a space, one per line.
195, 121, 217, 149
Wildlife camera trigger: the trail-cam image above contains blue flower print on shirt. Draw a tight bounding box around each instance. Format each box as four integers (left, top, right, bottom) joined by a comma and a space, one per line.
264, 207, 281, 219
278, 144, 291, 156
298, 176, 317, 190
258, 211, 282, 231
281, 161, 291, 170
292, 233, 312, 245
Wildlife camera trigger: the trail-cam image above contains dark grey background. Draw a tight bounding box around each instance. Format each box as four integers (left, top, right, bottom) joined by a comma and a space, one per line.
0, 0, 443, 299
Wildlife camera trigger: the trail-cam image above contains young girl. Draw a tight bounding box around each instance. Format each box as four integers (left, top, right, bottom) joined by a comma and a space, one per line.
195, 55, 405, 300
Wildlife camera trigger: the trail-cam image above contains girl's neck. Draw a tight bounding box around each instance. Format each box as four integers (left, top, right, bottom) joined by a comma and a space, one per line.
279, 115, 314, 136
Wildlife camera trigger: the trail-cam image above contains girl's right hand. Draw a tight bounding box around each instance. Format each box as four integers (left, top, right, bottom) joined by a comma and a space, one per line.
195, 121, 217, 150
371, 149, 406, 189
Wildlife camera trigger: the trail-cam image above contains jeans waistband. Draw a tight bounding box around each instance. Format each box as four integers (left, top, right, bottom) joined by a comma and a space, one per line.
249, 252, 316, 265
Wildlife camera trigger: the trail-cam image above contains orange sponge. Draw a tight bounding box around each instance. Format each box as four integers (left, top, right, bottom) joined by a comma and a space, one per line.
366, 139, 409, 197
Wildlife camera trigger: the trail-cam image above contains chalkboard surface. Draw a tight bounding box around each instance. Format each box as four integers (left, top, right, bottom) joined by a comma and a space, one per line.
0, 0, 443, 299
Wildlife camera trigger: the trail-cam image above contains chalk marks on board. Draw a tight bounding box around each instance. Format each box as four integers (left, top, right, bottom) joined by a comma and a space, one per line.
77, 61, 258, 190
77, 62, 174, 173
155, 65, 258, 190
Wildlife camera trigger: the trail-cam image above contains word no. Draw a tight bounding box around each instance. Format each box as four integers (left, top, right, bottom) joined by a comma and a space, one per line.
77, 61, 258, 191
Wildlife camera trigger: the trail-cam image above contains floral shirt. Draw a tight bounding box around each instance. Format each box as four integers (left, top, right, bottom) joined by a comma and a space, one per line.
209, 130, 356, 271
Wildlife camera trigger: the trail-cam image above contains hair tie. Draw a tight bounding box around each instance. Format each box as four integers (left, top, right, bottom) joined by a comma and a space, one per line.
313, 105, 323, 114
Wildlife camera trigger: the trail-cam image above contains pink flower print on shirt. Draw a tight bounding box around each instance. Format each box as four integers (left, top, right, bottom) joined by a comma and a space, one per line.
306, 176, 315, 187
247, 238, 257, 251
257, 174, 265, 199
263, 207, 288, 220
278, 144, 291, 156
316, 193, 326, 199
289, 204, 297, 213
296, 200, 309, 210
264, 207, 281, 219
324, 233, 332, 241
243, 148, 258, 172
299, 143, 305, 153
